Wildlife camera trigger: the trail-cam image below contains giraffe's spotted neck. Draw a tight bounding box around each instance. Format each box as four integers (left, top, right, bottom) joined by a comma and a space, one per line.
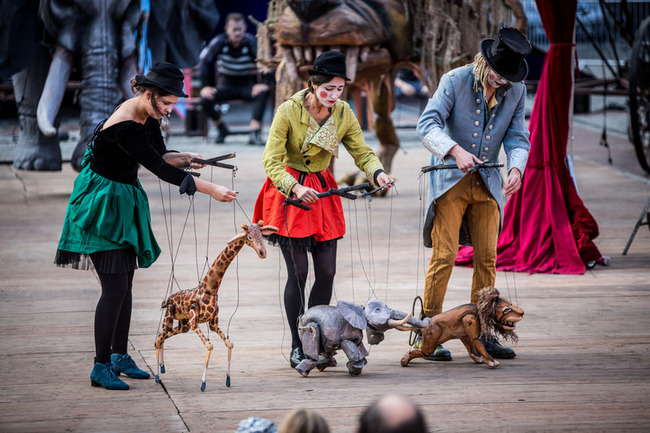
199, 236, 247, 295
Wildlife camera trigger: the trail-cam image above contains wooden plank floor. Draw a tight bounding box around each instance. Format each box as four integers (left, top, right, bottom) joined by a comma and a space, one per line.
1, 125, 649, 433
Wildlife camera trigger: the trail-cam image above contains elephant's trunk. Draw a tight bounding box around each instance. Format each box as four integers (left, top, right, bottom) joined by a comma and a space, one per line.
119, 55, 137, 100
37, 45, 73, 137
388, 313, 411, 329
70, 11, 123, 171
389, 309, 430, 331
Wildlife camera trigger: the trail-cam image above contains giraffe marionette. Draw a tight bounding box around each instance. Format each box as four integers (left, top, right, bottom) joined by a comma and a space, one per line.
154, 222, 278, 391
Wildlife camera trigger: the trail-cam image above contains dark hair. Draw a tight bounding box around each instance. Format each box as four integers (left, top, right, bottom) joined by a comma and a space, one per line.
129, 78, 171, 131
226, 12, 245, 25
306, 73, 340, 94
305, 73, 345, 111
130, 78, 170, 111
358, 397, 427, 433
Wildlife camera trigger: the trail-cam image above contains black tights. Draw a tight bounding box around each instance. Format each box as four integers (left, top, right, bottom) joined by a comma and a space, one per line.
93, 269, 134, 364
281, 243, 337, 349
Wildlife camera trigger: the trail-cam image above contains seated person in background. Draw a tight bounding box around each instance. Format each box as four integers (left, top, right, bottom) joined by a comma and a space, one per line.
394, 67, 429, 99
199, 12, 270, 145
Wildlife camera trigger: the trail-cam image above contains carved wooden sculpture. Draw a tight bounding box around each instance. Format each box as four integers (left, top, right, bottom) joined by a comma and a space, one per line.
401, 287, 524, 368
154, 222, 278, 391
257, 0, 526, 176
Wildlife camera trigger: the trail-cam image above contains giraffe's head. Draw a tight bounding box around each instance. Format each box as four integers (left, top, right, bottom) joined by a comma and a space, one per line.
230, 222, 278, 259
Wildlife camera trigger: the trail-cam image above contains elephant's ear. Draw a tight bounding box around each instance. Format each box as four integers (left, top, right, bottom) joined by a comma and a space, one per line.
337, 301, 367, 330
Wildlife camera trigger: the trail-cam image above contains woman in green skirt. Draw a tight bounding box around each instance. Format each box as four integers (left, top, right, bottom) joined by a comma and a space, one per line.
55, 62, 237, 390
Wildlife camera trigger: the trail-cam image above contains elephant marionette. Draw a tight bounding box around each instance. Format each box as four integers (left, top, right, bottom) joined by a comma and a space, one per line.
295, 300, 430, 377
9, 0, 218, 171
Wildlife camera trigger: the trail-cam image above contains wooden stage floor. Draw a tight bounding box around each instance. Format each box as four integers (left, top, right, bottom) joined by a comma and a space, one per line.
1, 123, 649, 432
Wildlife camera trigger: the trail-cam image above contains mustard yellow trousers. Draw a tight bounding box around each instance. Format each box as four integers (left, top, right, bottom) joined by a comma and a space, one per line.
423, 172, 500, 317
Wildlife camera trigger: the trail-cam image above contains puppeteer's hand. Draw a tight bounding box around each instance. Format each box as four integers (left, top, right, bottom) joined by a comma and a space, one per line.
449, 145, 483, 173
292, 184, 319, 203
195, 178, 237, 202
186, 152, 206, 169
173, 152, 206, 169
377, 172, 395, 189
504, 169, 522, 197
164, 152, 205, 169
209, 184, 237, 202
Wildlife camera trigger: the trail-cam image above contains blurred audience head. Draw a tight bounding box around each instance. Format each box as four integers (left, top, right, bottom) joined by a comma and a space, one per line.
278, 408, 330, 433
357, 393, 427, 433
236, 416, 277, 433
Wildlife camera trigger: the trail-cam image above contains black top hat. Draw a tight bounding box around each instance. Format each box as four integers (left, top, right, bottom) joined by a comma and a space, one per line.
308, 50, 350, 81
480, 27, 532, 82
134, 62, 188, 98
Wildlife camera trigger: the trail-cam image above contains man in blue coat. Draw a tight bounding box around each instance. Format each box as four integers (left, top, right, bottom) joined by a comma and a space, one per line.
417, 28, 531, 360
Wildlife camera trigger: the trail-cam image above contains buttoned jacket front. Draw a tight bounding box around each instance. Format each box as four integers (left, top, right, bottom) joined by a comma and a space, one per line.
417, 65, 530, 245
262, 89, 384, 197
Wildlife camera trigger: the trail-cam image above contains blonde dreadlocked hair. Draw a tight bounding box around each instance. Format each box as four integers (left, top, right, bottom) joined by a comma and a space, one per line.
471, 53, 513, 94
471, 53, 491, 93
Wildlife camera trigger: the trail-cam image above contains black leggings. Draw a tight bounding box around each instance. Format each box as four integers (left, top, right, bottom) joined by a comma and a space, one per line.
200, 81, 269, 124
281, 243, 337, 349
93, 269, 134, 364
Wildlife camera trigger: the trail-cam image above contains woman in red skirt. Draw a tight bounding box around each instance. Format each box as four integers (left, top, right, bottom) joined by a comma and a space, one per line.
253, 51, 394, 368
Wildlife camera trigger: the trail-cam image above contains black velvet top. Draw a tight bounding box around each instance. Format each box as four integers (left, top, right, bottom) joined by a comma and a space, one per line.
90, 117, 190, 187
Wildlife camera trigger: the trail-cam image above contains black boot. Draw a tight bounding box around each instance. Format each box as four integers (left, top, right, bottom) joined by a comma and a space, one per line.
215, 122, 230, 144
479, 336, 516, 359
248, 129, 264, 146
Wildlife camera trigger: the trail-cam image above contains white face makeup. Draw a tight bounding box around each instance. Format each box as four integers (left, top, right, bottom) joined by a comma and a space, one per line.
314, 76, 346, 107
487, 69, 510, 89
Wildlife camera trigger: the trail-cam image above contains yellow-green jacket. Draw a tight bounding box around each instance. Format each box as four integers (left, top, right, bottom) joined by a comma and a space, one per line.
262, 89, 384, 197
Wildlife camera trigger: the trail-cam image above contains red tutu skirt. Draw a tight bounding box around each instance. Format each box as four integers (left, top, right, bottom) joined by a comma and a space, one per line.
253, 167, 345, 249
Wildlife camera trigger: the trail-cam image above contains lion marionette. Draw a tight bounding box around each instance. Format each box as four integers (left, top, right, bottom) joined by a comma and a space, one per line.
401, 287, 524, 368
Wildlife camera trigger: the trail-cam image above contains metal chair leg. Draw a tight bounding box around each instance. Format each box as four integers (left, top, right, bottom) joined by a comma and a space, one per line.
623, 196, 650, 255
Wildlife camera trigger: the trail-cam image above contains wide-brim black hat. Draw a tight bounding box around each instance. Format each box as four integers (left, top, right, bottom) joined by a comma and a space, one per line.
308, 50, 350, 81
480, 27, 532, 82
135, 62, 188, 98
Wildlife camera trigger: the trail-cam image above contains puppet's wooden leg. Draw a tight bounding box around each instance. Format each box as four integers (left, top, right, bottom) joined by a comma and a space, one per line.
154, 309, 176, 380
154, 317, 190, 379
471, 339, 499, 368
340, 340, 367, 376
401, 348, 424, 366
460, 337, 485, 364
201, 349, 213, 392
188, 310, 214, 391
155, 347, 164, 382
462, 316, 499, 368
209, 319, 234, 387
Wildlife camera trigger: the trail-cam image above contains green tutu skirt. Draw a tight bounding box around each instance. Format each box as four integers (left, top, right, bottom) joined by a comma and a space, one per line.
55, 153, 161, 270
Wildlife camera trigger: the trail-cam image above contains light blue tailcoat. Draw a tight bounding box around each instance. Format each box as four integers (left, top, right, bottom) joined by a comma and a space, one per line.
417, 65, 530, 247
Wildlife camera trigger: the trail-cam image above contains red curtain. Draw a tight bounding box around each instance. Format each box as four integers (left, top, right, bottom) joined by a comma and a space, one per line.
456, 0, 602, 273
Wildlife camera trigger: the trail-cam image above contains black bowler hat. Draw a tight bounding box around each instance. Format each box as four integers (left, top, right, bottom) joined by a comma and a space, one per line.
308, 50, 350, 81
480, 27, 532, 82
135, 62, 188, 98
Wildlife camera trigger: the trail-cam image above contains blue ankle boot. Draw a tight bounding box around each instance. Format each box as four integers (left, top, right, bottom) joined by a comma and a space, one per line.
111, 353, 150, 379
423, 344, 452, 361
90, 362, 129, 390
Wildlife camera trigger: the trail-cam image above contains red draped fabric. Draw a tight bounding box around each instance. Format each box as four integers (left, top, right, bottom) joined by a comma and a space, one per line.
456, 0, 602, 273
